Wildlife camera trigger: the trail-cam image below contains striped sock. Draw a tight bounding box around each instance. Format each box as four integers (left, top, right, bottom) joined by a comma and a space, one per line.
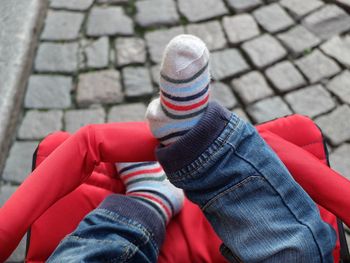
146, 34, 210, 145
116, 162, 184, 225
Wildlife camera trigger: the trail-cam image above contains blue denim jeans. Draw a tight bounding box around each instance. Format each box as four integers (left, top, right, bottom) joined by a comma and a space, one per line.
48, 102, 336, 262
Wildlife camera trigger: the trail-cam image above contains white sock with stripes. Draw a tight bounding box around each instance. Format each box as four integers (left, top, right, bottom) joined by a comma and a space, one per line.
116, 162, 184, 224
146, 34, 210, 145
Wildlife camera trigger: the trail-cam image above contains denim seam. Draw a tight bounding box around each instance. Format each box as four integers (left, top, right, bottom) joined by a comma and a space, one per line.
202, 175, 264, 211
229, 148, 325, 262
169, 115, 244, 182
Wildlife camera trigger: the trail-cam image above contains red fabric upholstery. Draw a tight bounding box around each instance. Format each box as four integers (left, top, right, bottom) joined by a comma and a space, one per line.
0, 115, 349, 262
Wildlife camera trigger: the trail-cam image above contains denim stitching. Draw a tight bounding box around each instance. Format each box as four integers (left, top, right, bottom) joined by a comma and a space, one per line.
202, 175, 264, 211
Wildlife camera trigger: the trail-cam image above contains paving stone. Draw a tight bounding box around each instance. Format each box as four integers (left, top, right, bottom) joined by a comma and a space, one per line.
77, 70, 124, 106
178, 0, 228, 22
115, 37, 146, 67
210, 82, 238, 109
86, 7, 134, 37
211, 49, 250, 80
330, 144, 350, 180
18, 110, 63, 140
0, 185, 17, 206
233, 108, 250, 122
2, 141, 39, 183
41, 10, 84, 41
280, 0, 324, 18
302, 4, 350, 40
231, 71, 273, 104
96, 0, 128, 3
122, 67, 153, 97
151, 64, 160, 84
321, 35, 350, 68
135, 0, 179, 27
247, 96, 292, 123
83, 37, 109, 69
242, 34, 287, 69
7, 234, 27, 262
65, 108, 105, 133
277, 25, 320, 56
108, 103, 147, 122
285, 84, 336, 118
295, 49, 341, 84
336, 0, 350, 9
315, 105, 350, 146
222, 14, 260, 44
24, 75, 72, 109
145, 27, 185, 63
253, 3, 294, 33
186, 21, 227, 51
265, 61, 306, 92
226, 0, 262, 12
50, 0, 94, 10
35, 42, 78, 73
326, 70, 350, 105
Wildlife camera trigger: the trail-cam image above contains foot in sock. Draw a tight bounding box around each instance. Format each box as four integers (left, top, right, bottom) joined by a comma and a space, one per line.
146, 34, 210, 145
116, 162, 184, 225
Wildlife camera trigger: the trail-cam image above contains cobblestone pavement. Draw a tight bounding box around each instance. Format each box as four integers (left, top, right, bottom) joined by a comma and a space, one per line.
2, 0, 350, 260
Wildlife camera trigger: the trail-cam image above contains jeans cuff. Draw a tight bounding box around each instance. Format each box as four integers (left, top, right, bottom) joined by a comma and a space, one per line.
99, 194, 166, 249
156, 102, 233, 174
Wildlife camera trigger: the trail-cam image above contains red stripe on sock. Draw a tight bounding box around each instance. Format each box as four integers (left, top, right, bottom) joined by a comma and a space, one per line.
129, 192, 172, 220
161, 94, 209, 111
122, 167, 163, 181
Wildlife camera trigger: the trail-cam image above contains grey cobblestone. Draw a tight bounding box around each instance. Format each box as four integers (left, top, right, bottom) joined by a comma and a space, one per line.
76, 70, 124, 106
222, 14, 260, 44
50, 0, 94, 10
18, 110, 63, 140
210, 82, 238, 109
41, 10, 84, 41
321, 35, 350, 68
253, 3, 294, 33
24, 75, 72, 109
242, 34, 287, 68
285, 84, 336, 118
96, 0, 128, 3
326, 70, 350, 105
302, 4, 350, 40
186, 21, 227, 51
64, 108, 105, 133
330, 143, 350, 179
280, 0, 324, 18
82, 37, 110, 69
135, 0, 179, 27
0, 185, 17, 206
7, 234, 27, 262
86, 7, 134, 37
247, 96, 292, 123
108, 103, 147, 122
3, 141, 39, 183
145, 27, 185, 63
151, 64, 160, 84
211, 49, 250, 80
178, 0, 228, 22
226, 0, 262, 12
122, 67, 153, 97
336, 0, 350, 9
315, 105, 350, 146
232, 71, 273, 104
115, 37, 146, 67
277, 25, 320, 56
233, 108, 250, 122
265, 60, 306, 92
295, 49, 341, 83
35, 42, 78, 73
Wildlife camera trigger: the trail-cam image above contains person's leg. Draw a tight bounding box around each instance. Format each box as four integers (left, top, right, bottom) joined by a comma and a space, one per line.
146, 35, 336, 262
48, 162, 183, 262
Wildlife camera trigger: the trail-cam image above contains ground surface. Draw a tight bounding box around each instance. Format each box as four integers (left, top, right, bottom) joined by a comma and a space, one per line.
2, 0, 350, 260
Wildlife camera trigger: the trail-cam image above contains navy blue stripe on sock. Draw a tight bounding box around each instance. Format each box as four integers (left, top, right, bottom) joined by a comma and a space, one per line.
160, 62, 209, 84
158, 130, 189, 142
161, 84, 209, 102
161, 104, 208, 120
128, 189, 175, 215
126, 174, 167, 187
118, 162, 157, 174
